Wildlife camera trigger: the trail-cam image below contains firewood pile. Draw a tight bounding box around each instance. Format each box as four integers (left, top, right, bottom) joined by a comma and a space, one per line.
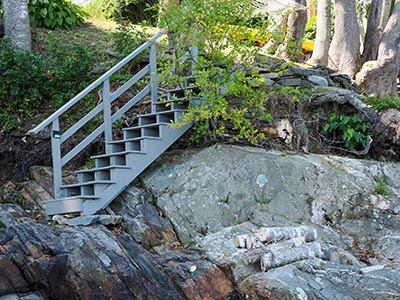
234, 226, 324, 271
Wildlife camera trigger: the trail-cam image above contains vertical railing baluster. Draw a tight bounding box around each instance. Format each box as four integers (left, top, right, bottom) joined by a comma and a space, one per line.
191, 44, 198, 74
51, 118, 62, 198
150, 42, 158, 113
102, 79, 113, 153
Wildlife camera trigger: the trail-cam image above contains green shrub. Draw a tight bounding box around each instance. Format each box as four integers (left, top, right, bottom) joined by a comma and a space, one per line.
0, 38, 48, 132
112, 21, 149, 58
366, 94, 400, 111
43, 31, 97, 106
304, 16, 316, 41
0, 34, 97, 133
159, 0, 274, 144
84, 0, 158, 25
28, 0, 86, 29
323, 113, 370, 150
372, 177, 391, 196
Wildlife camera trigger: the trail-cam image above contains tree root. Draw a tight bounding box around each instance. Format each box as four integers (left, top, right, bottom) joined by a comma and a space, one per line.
309, 92, 378, 124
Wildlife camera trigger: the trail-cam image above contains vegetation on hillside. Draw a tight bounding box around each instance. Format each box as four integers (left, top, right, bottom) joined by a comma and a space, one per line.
0, 0, 400, 183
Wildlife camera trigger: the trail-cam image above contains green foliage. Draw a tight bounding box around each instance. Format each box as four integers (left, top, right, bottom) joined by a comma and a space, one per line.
266, 85, 313, 104
304, 16, 316, 41
43, 31, 97, 106
0, 38, 47, 132
112, 21, 149, 58
83, 0, 158, 25
0, 33, 97, 133
366, 94, 400, 111
28, 0, 86, 29
323, 114, 370, 150
372, 177, 391, 196
160, 0, 273, 144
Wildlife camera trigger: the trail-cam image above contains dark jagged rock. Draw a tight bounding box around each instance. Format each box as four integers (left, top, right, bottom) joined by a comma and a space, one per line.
0, 206, 185, 299
156, 250, 238, 300
0, 195, 238, 300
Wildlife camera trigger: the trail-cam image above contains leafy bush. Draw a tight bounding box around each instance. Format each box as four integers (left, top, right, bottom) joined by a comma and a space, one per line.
113, 21, 149, 58
372, 177, 391, 196
304, 16, 316, 41
0, 38, 48, 132
159, 0, 273, 144
0, 33, 97, 133
323, 113, 370, 150
28, 0, 86, 29
84, 0, 158, 25
366, 94, 400, 111
43, 31, 97, 106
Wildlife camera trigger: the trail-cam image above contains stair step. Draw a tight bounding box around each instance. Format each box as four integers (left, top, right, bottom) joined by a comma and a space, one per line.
137, 109, 186, 119
45, 197, 83, 216
62, 180, 115, 189
122, 122, 170, 131
76, 165, 131, 174
107, 136, 161, 145
137, 110, 185, 126
91, 150, 146, 160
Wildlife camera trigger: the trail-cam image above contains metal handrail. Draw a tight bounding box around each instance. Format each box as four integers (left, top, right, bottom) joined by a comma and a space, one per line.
28, 29, 167, 198
28, 27, 199, 200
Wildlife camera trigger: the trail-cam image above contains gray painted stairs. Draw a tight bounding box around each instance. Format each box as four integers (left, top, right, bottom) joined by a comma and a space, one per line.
28, 29, 199, 217
46, 88, 196, 216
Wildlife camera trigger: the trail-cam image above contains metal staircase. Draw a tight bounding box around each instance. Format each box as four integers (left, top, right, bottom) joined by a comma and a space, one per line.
28, 29, 199, 216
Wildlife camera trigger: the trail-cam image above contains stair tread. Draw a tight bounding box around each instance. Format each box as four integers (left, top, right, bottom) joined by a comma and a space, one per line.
157, 96, 187, 101
122, 122, 170, 131
76, 165, 131, 174
91, 150, 146, 159
107, 136, 161, 145
165, 85, 199, 93
137, 109, 186, 118
62, 180, 115, 188
53, 195, 100, 200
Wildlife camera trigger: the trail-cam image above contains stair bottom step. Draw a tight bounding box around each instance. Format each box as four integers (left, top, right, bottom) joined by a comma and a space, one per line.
45, 197, 83, 216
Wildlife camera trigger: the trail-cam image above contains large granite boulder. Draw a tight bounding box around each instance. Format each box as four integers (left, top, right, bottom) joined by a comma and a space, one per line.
140, 144, 400, 299
142, 144, 400, 248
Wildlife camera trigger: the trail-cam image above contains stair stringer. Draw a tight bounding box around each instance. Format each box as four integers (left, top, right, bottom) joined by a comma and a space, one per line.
81, 123, 192, 215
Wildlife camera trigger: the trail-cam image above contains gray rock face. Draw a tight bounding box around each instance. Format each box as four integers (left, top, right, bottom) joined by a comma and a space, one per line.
141, 144, 400, 299
242, 260, 400, 300
142, 145, 400, 248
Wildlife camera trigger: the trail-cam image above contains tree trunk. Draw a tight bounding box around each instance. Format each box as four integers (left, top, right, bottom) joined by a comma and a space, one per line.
1, 0, 31, 51
362, 0, 391, 63
328, 0, 360, 78
276, 0, 308, 62
355, 0, 400, 98
308, 0, 331, 65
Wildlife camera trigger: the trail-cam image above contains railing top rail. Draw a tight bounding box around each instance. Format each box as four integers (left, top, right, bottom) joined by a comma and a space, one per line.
28, 29, 166, 135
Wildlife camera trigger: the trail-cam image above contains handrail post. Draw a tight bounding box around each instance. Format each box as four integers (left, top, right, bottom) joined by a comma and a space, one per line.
190, 44, 198, 75
102, 78, 113, 153
150, 42, 158, 113
51, 119, 62, 198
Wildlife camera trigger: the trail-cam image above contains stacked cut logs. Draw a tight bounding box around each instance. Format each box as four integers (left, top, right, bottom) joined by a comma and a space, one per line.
234, 226, 324, 271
